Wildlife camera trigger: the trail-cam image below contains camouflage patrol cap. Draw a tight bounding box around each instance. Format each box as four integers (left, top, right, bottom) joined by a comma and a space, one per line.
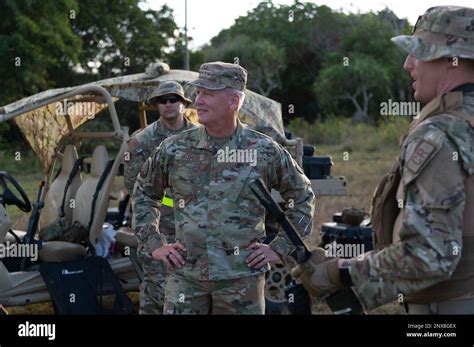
189, 62, 247, 91
391, 6, 474, 61
148, 81, 192, 106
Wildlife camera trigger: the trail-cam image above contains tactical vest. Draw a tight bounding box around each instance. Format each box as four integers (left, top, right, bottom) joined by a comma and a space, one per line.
371, 90, 474, 303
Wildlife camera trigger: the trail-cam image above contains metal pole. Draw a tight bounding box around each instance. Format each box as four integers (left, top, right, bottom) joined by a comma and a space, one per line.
0, 85, 122, 134
184, 0, 190, 70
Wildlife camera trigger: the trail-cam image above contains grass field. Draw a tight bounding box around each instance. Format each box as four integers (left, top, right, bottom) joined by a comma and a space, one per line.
292, 117, 409, 314
307, 144, 404, 314
1, 117, 411, 314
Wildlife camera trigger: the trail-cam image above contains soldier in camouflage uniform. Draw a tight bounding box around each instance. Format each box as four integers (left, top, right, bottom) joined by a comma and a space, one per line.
292, 6, 474, 314
125, 81, 195, 314
132, 62, 315, 314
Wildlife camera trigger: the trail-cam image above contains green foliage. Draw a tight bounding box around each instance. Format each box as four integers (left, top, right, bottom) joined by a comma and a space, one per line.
0, 0, 81, 104
1, 0, 416, 155
0, 0, 83, 149
314, 53, 390, 120
167, 39, 205, 71
343, 13, 398, 61
204, 1, 349, 121
199, 2, 412, 123
0, 149, 42, 176
313, 12, 411, 122
203, 35, 285, 96
288, 116, 410, 152
66, 0, 179, 79
0, 0, 183, 150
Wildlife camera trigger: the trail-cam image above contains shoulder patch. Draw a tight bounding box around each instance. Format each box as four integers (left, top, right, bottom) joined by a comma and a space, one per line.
406, 139, 437, 174
139, 158, 151, 179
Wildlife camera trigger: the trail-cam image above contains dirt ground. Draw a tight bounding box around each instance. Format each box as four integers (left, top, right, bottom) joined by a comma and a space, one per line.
3, 130, 407, 314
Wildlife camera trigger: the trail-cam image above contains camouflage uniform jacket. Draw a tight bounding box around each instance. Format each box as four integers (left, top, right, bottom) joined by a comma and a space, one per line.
132, 120, 315, 281
126, 117, 195, 255
124, 117, 195, 193
350, 89, 474, 310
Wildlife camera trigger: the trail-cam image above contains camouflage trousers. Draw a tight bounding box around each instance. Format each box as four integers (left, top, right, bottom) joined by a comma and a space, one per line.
137, 213, 175, 315
138, 256, 168, 315
163, 273, 265, 314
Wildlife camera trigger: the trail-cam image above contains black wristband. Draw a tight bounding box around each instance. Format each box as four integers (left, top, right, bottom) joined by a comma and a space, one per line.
339, 263, 353, 287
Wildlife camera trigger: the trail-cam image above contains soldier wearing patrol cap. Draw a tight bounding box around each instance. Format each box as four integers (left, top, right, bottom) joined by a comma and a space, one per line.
292, 6, 474, 314
125, 80, 195, 314
132, 62, 315, 314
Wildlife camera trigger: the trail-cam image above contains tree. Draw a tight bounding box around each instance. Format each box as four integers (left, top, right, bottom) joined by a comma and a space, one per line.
314, 53, 390, 122
0, 0, 183, 148
203, 35, 285, 97
200, 1, 351, 121
197, 1, 413, 123
0, 0, 81, 104
48, 0, 184, 134
53, 0, 180, 84
342, 12, 411, 102
167, 34, 204, 71
313, 12, 411, 122
0, 0, 82, 148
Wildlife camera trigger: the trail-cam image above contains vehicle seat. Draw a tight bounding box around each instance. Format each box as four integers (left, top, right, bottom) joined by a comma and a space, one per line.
42, 145, 82, 226
73, 145, 110, 229
38, 241, 87, 262
38, 146, 111, 263
115, 227, 138, 250
87, 141, 127, 251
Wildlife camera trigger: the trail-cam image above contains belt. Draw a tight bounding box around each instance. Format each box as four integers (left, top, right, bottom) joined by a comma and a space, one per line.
406, 297, 474, 314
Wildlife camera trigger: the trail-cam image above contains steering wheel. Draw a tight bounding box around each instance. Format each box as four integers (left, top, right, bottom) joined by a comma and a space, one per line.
0, 171, 32, 213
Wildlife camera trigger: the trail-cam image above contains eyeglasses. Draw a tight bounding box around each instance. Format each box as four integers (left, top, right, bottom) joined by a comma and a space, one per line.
155, 96, 182, 105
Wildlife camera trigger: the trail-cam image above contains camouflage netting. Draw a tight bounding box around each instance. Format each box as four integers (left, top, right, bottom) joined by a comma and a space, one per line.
95, 68, 286, 142
1, 63, 286, 172
12, 97, 109, 172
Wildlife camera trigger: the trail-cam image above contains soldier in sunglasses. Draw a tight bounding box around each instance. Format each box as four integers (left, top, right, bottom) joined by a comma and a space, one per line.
125, 81, 195, 314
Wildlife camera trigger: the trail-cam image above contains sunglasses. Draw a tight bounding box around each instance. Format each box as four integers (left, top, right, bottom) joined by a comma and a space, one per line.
155, 96, 182, 105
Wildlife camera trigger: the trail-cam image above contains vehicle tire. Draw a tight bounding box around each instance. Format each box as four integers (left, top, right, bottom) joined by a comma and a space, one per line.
264, 258, 296, 315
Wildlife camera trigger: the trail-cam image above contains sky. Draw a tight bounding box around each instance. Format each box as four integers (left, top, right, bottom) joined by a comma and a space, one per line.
143, 0, 474, 49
